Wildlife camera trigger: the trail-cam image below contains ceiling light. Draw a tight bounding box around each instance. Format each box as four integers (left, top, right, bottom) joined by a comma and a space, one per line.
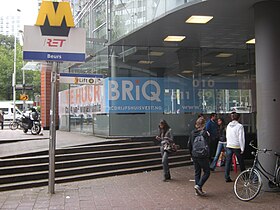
149, 51, 164, 56
216, 53, 233, 58
138, 60, 154, 64
164, 36, 186, 42
195, 62, 211, 67
246, 38, 255, 44
237, 69, 249, 73
181, 70, 193, 74
186, 15, 213, 24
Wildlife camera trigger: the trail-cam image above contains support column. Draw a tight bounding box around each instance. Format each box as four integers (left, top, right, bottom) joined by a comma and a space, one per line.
41, 65, 52, 130
41, 64, 59, 130
254, 1, 280, 190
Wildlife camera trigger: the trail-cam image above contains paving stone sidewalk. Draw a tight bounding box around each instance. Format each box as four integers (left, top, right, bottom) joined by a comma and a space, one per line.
0, 166, 279, 210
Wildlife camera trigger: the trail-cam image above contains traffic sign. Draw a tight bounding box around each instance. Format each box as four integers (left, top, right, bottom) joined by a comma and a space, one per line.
20, 94, 29, 101
15, 84, 34, 90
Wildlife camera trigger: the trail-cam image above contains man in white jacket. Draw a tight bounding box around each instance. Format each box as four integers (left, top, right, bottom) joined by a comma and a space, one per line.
225, 112, 246, 182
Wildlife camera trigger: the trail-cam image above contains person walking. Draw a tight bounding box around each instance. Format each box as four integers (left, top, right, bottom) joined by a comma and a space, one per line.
210, 117, 227, 171
225, 112, 246, 182
0, 110, 4, 130
188, 117, 210, 196
155, 119, 173, 181
206, 113, 218, 161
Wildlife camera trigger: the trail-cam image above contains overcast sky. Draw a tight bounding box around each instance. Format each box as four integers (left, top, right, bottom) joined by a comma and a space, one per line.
0, 0, 38, 25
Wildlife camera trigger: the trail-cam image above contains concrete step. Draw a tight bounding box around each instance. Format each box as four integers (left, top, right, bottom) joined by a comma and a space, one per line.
0, 139, 191, 191
0, 150, 189, 174
0, 145, 165, 166
0, 160, 192, 191
0, 154, 190, 184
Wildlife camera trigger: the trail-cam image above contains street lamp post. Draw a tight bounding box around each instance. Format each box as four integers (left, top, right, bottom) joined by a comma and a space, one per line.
18, 30, 26, 111
12, 9, 21, 122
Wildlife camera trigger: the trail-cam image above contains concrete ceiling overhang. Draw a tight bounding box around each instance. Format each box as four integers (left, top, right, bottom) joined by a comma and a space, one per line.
112, 0, 264, 49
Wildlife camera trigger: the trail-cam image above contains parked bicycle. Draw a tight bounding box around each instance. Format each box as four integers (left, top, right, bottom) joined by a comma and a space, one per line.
9, 118, 21, 130
234, 141, 280, 201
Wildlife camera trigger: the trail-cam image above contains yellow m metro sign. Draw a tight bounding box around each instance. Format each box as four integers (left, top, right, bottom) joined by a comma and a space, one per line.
36, 1, 74, 36
36, 1, 74, 27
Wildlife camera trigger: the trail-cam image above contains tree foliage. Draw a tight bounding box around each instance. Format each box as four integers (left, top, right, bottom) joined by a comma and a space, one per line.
0, 34, 41, 101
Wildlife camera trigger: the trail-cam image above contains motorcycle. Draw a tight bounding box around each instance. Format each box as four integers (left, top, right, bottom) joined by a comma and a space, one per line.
18, 111, 41, 135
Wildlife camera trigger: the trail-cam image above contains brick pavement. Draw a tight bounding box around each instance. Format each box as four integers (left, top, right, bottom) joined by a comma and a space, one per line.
0, 166, 279, 210
0, 129, 279, 209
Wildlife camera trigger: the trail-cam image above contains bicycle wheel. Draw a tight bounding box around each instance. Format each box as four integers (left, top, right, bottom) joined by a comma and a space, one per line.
234, 168, 262, 201
276, 166, 280, 184
9, 121, 18, 130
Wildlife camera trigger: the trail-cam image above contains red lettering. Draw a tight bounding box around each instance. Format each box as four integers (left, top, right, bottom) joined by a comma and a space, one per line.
76, 88, 81, 104
46, 38, 66, 47
69, 89, 74, 104
87, 86, 93, 103
81, 86, 87, 103
94, 85, 100, 102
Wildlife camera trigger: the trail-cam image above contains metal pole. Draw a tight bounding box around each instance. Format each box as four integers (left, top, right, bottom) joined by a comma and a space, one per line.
48, 62, 58, 194
13, 9, 21, 121
12, 26, 17, 122
22, 68, 26, 111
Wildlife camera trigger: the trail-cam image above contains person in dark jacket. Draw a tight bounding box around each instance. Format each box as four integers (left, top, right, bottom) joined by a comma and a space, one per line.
206, 113, 218, 160
188, 117, 210, 196
210, 117, 227, 171
155, 119, 174, 181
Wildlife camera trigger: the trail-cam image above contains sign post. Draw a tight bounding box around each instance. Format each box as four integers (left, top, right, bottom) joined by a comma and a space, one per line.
22, 1, 86, 194
49, 62, 58, 194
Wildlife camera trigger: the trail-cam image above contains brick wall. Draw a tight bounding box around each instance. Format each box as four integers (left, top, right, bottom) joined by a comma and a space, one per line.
40, 64, 59, 130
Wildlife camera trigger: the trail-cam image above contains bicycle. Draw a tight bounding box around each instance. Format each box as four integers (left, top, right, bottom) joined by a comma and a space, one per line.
234, 141, 280, 201
9, 119, 20, 130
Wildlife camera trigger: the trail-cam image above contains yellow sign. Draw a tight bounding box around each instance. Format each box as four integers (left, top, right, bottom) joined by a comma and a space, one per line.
36, 1, 75, 27
20, 94, 29, 101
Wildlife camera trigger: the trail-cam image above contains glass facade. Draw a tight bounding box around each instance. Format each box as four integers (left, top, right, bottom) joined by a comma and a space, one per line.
59, 0, 256, 137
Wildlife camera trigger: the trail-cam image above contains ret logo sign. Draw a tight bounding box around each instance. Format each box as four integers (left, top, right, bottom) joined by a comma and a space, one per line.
22, 1, 86, 62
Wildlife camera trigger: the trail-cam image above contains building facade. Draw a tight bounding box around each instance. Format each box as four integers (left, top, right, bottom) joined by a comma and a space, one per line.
57, 0, 257, 138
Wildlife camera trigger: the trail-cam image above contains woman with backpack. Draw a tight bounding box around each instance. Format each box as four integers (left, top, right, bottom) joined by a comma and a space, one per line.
188, 117, 210, 196
155, 119, 174, 181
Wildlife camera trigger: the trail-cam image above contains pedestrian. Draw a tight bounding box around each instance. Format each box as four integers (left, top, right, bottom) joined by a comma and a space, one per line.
225, 112, 246, 182
155, 119, 173, 181
206, 113, 218, 160
0, 110, 4, 130
188, 117, 210, 196
210, 117, 227, 171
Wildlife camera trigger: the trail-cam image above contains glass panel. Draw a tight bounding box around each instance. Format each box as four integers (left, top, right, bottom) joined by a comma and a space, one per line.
59, 43, 256, 136
110, 0, 204, 42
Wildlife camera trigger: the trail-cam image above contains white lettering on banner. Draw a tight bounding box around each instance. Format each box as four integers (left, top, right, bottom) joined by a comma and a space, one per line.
109, 80, 161, 102
47, 54, 62, 59
193, 79, 215, 88
109, 81, 120, 100
142, 80, 161, 102
109, 105, 162, 111
122, 80, 134, 100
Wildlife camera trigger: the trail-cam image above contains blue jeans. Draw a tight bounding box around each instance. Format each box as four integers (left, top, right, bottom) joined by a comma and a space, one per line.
193, 157, 210, 188
160, 146, 170, 179
210, 142, 226, 170
225, 148, 246, 180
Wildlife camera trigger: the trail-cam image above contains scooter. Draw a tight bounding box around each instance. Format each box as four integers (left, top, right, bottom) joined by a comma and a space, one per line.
19, 112, 41, 135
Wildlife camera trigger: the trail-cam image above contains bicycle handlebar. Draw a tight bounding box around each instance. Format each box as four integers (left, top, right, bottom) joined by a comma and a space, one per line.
249, 140, 273, 153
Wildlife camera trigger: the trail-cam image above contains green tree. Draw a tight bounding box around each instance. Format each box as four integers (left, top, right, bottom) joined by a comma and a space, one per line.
0, 34, 41, 101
